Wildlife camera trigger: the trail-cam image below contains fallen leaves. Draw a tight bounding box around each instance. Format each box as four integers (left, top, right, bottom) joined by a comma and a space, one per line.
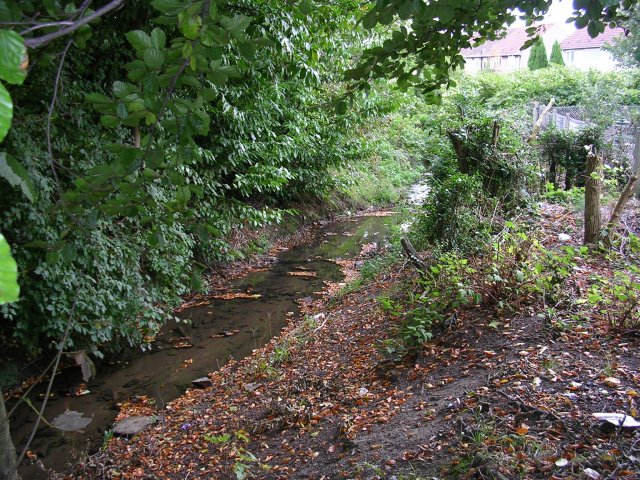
82, 205, 640, 480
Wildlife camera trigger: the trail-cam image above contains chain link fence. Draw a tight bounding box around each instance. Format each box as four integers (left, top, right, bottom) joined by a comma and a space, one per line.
533, 103, 640, 167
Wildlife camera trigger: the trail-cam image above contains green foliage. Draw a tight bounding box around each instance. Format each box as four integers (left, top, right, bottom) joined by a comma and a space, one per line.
411, 93, 536, 254
0, 0, 411, 356
549, 41, 565, 66
605, 7, 640, 67
379, 251, 480, 355
412, 169, 493, 254
0, 233, 19, 304
540, 126, 606, 190
586, 268, 640, 332
528, 39, 549, 70
453, 68, 640, 108
0, 28, 26, 142
542, 183, 584, 206
387, 220, 586, 352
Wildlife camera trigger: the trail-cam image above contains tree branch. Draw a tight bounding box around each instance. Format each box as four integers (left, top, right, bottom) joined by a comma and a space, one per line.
46, 38, 74, 198
20, 21, 74, 35
15, 299, 77, 470
24, 0, 124, 49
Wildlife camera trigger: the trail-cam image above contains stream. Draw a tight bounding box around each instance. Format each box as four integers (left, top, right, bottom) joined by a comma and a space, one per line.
9, 210, 420, 478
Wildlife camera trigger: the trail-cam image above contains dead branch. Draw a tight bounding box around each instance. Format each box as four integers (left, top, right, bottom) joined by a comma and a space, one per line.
492, 120, 500, 147
528, 98, 555, 144
603, 173, 639, 246
24, 0, 124, 49
401, 237, 427, 278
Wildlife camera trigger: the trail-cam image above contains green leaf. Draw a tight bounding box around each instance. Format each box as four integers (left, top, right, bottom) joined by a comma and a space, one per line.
436, 4, 454, 23
0, 152, 37, 202
299, 0, 313, 15
151, 0, 183, 14
250, 37, 274, 47
113, 81, 138, 98
397, 0, 414, 20
587, 20, 602, 38
145, 112, 157, 126
362, 10, 378, 29
0, 82, 12, 142
143, 48, 165, 70
220, 14, 252, 38
61, 242, 75, 263
209, 1, 218, 20
178, 12, 202, 40
150, 28, 166, 49
101, 115, 120, 128
190, 271, 203, 290
238, 42, 256, 60
335, 100, 348, 115
122, 110, 147, 127
126, 30, 153, 51
85, 92, 112, 104
0, 232, 19, 304
0, 29, 26, 85
575, 15, 589, 29
117, 103, 128, 119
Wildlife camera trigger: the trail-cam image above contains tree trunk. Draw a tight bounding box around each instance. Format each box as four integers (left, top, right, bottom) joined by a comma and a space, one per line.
548, 158, 557, 187
584, 151, 603, 245
446, 130, 470, 174
133, 126, 141, 148
0, 389, 19, 480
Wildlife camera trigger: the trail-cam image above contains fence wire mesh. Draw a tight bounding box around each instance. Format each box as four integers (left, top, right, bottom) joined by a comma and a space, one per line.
533, 103, 640, 167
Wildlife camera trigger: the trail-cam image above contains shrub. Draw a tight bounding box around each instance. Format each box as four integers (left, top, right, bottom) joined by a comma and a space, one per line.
412, 167, 493, 254
539, 126, 606, 190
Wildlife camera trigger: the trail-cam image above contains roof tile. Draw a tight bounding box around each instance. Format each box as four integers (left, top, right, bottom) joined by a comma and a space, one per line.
560, 26, 624, 50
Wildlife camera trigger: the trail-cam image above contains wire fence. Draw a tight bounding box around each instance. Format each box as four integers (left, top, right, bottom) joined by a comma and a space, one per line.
533, 103, 640, 166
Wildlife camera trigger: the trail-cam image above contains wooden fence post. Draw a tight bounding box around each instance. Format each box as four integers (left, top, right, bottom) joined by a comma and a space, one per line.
584, 148, 603, 245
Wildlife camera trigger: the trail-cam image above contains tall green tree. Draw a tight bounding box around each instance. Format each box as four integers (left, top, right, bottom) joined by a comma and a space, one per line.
549, 40, 565, 65
528, 39, 549, 70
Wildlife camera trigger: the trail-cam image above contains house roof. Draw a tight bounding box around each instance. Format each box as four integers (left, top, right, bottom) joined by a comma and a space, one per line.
560, 26, 624, 51
461, 24, 555, 59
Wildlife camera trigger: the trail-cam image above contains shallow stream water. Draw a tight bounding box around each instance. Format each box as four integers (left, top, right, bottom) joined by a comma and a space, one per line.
9, 212, 405, 477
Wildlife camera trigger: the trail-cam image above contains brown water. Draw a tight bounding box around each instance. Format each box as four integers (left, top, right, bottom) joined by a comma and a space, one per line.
9, 213, 399, 477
